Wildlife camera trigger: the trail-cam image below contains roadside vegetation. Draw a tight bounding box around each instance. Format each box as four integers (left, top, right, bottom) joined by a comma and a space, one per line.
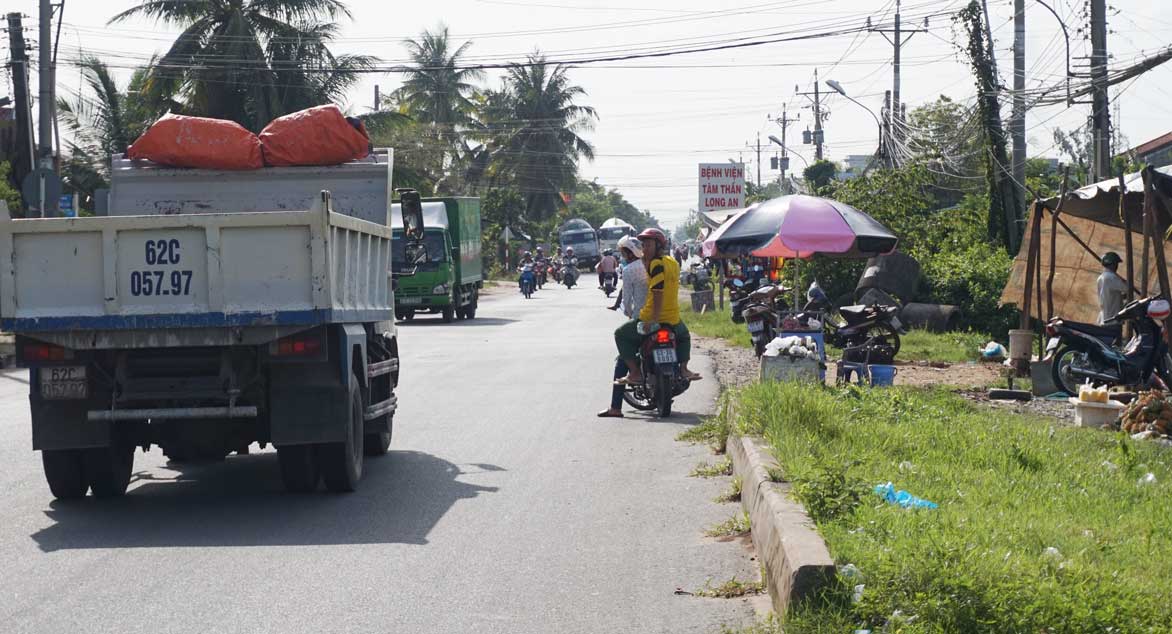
709, 381, 1172, 632
705, 512, 751, 538
689, 457, 732, 478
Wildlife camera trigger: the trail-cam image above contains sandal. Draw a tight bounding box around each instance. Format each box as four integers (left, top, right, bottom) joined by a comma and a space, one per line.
596, 409, 624, 418
614, 376, 643, 386
683, 371, 703, 381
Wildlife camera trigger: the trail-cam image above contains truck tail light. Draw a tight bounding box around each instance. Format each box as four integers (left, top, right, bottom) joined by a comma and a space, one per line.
271, 331, 324, 357
22, 342, 68, 362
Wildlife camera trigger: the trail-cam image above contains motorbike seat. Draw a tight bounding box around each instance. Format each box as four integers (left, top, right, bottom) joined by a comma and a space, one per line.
1062, 320, 1122, 341
749, 285, 779, 301
839, 304, 869, 317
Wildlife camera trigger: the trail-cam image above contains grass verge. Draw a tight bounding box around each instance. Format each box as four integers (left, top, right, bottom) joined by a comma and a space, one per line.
722, 382, 1172, 632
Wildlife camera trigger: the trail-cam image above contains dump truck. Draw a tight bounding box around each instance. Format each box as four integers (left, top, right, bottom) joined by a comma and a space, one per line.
391, 197, 482, 322
559, 218, 600, 269
0, 149, 426, 498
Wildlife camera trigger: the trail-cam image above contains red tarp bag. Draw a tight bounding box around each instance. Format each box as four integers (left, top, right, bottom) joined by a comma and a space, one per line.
127, 113, 264, 170
259, 105, 370, 167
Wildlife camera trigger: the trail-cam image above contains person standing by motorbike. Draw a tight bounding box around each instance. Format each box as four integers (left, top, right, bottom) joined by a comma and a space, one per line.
613, 228, 701, 385
1097, 251, 1128, 325
599, 237, 648, 418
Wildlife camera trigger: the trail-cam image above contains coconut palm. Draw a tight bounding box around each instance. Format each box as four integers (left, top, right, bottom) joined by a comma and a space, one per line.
109, 0, 360, 130
487, 53, 597, 220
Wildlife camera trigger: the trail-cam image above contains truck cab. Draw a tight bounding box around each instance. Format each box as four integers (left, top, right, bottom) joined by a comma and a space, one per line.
391, 198, 482, 323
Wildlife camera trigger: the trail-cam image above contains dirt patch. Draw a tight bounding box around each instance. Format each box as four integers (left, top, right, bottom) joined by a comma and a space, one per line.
695, 336, 1003, 389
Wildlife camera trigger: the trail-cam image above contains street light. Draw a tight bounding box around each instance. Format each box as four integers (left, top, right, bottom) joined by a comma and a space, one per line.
767, 135, 808, 168
825, 78, 886, 166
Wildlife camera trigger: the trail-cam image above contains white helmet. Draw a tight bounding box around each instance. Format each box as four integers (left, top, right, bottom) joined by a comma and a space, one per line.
617, 235, 644, 259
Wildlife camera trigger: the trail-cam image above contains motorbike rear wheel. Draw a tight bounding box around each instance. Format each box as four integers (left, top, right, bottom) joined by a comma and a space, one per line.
1051, 346, 1101, 396
864, 324, 901, 356
655, 372, 673, 418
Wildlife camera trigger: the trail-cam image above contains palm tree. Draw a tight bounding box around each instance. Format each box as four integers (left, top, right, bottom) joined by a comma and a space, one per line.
393, 25, 485, 191
109, 0, 360, 130
57, 56, 164, 207
487, 53, 597, 220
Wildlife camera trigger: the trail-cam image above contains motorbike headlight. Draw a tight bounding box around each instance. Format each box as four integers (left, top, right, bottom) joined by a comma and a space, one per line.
432, 284, 448, 295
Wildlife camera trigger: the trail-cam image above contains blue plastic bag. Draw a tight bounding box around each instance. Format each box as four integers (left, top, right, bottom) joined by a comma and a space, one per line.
874, 482, 938, 509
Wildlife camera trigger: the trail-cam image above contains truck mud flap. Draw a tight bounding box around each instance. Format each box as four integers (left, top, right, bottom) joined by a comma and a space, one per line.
269, 364, 348, 445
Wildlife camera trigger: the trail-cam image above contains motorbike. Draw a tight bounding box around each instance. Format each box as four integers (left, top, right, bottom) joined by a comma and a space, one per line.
534, 261, 548, 289
562, 258, 579, 289
801, 282, 903, 361
743, 285, 792, 357
725, 277, 760, 324
518, 264, 536, 299
601, 271, 618, 297
621, 326, 692, 417
1044, 296, 1172, 396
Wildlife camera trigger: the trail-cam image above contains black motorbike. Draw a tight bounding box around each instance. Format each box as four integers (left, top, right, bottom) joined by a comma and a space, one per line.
622, 326, 691, 418
601, 271, 618, 297
802, 283, 903, 361
743, 285, 792, 357
561, 258, 579, 289
1045, 296, 1172, 396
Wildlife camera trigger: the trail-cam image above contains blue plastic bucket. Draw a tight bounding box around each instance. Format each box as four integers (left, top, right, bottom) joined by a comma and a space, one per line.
868, 364, 898, 386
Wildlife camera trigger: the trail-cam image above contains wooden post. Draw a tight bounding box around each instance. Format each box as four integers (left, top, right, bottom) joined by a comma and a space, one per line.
1120, 174, 1134, 305
1143, 167, 1172, 300
1020, 202, 1043, 330
1045, 170, 1070, 320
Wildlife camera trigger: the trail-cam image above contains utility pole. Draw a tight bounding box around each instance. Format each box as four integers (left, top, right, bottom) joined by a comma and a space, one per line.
36, 0, 58, 216
755, 133, 762, 188
6, 12, 34, 190
1012, 0, 1027, 216
373, 85, 380, 111
1090, 0, 1111, 181
770, 105, 796, 190
869, 0, 924, 147
796, 69, 824, 161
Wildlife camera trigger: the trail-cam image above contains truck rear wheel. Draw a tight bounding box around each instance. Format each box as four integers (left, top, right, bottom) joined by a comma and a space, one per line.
277, 444, 319, 493
84, 445, 135, 498
42, 449, 87, 500
320, 376, 364, 492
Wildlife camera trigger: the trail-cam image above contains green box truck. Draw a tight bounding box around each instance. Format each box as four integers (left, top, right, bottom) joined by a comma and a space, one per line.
392, 197, 483, 322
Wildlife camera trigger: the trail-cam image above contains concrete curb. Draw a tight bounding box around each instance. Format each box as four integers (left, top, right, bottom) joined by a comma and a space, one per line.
727, 433, 836, 614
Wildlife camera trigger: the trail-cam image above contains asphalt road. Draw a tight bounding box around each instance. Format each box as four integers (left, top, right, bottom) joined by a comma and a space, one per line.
0, 281, 758, 634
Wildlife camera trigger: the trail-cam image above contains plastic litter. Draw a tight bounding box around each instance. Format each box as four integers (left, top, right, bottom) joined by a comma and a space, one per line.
1138, 472, 1157, 485
874, 482, 938, 509
838, 563, 862, 580
1042, 546, 1062, 560
851, 583, 865, 604
980, 341, 1007, 361
260, 104, 370, 167
127, 113, 263, 170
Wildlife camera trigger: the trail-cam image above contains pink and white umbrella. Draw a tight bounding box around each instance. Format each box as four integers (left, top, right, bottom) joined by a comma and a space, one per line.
702, 195, 897, 259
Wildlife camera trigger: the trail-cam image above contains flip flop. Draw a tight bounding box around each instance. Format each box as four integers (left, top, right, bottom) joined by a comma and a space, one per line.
614, 376, 643, 386
683, 372, 703, 381
596, 410, 624, 418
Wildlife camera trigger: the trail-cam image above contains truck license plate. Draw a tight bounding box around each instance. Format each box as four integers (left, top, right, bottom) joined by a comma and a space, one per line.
652, 348, 677, 364
747, 320, 765, 333
399, 296, 423, 305
40, 366, 87, 400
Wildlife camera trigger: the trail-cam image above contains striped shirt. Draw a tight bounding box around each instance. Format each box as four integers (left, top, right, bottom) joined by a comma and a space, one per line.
639, 255, 681, 325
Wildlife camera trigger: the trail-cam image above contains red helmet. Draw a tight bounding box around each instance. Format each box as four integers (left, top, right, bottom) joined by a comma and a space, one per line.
637, 227, 668, 249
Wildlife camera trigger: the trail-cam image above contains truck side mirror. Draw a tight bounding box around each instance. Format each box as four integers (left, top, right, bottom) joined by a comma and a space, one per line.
451, 246, 459, 261
396, 188, 425, 241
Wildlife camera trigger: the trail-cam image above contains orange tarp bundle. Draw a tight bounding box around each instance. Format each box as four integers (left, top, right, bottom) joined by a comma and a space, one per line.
127, 113, 264, 170
259, 105, 369, 167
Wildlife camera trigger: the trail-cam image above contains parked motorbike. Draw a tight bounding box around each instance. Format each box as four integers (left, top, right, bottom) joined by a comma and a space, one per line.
726, 277, 763, 324
802, 282, 903, 361
743, 285, 792, 357
562, 258, 579, 289
1045, 296, 1172, 395
518, 264, 537, 299
621, 326, 692, 417
601, 271, 618, 297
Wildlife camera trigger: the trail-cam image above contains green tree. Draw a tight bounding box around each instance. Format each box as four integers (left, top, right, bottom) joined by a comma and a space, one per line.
486, 53, 597, 220
110, 0, 366, 131
0, 162, 23, 214
904, 95, 986, 207
393, 24, 484, 186
803, 159, 839, 194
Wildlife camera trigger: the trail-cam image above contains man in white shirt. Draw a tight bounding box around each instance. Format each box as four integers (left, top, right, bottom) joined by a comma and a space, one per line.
1096, 251, 1128, 324
599, 238, 646, 418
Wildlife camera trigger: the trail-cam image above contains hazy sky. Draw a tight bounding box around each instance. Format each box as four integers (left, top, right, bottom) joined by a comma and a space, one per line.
16, 0, 1172, 229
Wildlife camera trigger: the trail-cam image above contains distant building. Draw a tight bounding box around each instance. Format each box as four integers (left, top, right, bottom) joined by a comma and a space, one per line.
1123, 131, 1172, 168
839, 154, 873, 180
